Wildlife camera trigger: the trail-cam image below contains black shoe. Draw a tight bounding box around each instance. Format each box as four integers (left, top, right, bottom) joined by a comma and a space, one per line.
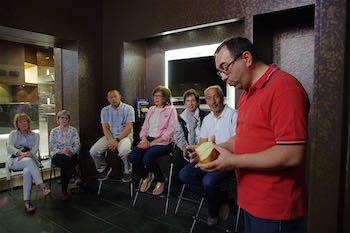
122, 173, 132, 183
98, 167, 112, 181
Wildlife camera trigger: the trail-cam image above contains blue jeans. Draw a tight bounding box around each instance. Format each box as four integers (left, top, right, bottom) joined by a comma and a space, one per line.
128, 137, 173, 182
178, 162, 234, 217
243, 209, 306, 233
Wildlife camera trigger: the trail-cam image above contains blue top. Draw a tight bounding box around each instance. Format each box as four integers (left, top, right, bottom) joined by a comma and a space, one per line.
7, 130, 39, 160
100, 102, 135, 140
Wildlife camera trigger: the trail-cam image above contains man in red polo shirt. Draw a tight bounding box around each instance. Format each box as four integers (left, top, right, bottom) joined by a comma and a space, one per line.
197, 37, 309, 233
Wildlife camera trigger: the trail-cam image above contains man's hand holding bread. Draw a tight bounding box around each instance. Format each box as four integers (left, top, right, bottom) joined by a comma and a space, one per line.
186, 136, 218, 164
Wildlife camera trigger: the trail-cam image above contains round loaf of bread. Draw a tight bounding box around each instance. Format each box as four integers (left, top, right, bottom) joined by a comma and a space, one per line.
195, 141, 219, 163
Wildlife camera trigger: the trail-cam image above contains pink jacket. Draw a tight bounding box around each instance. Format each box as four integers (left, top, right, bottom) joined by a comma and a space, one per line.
139, 105, 177, 145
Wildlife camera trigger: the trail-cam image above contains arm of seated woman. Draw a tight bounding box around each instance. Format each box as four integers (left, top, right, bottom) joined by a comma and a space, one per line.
62, 148, 72, 157
24, 151, 33, 158
17, 153, 26, 161
15, 148, 32, 158
138, 136, 150, 149
149, 137, 164, 147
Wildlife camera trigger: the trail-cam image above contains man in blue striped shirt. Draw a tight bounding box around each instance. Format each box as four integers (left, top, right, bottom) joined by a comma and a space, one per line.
90, 90, 135, 182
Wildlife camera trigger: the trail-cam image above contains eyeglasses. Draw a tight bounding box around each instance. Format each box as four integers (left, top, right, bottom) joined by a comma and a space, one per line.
216, 52, 243, 78
205, 94, 221, 101
153, 94, 164, 98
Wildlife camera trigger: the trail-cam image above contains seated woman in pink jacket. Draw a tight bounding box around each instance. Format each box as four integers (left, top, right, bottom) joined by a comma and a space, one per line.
129, 86, 177, 195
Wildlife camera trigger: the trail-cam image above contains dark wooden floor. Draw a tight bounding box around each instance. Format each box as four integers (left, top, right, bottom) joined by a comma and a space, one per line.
0, 177, 243, 233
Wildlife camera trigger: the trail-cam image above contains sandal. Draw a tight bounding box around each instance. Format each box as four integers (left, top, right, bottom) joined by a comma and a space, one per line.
152, 182, 165, 195
24, 202, 35, 212
42, 187, 51, 197
152, 177, 167, 196
140, 173, 154, 192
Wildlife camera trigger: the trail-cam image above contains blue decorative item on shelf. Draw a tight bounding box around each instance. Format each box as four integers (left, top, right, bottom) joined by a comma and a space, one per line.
136, 98, 149, 119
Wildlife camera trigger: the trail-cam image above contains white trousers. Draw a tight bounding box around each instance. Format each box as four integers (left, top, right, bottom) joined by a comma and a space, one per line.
89, 136, 132, 173
9, 157, 43, 201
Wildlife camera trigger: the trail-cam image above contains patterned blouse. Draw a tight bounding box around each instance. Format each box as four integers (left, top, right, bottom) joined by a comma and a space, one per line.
49, 126, 80, 156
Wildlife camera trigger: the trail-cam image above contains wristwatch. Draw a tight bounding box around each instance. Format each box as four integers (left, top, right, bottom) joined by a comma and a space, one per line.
116, 137, 121, 142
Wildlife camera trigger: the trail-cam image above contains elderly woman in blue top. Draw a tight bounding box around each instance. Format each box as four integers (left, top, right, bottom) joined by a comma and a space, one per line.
7, 113, 51, 212
50, 110, 81, 200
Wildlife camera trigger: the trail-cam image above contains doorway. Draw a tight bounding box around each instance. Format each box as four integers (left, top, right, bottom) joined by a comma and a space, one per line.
0, 25, 78, 188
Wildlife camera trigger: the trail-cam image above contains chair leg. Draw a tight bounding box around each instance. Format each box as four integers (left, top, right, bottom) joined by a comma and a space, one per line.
7, 180, 13, 196
175, 184, 186, 215
53, 166, 59, 184
130, 181, 134, 198
132, 179, 142, 207
49, 166, 53, 189
234, 206, 241, 233
164, 162, 174, 216
40, 167, 44, 180
190, 197, 204, 233
98, 180, 103, 196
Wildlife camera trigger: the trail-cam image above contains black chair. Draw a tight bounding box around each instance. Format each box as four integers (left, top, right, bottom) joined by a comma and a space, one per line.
49, 159, 59, 190
174, 178, 241, 233
132, 150, 174, 216
97, 149, 133, 197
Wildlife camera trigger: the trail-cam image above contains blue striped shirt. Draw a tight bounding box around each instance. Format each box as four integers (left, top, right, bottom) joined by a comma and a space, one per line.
100, 102, 135, 139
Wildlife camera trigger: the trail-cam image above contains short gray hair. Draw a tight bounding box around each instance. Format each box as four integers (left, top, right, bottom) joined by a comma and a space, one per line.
57, 110, 71, 123
204, 85, 224, 99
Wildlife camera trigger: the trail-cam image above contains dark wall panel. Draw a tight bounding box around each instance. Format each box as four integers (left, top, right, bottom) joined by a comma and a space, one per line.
309, 0, 348, 232
123, 42, 147, 106
272, 27, 314, 102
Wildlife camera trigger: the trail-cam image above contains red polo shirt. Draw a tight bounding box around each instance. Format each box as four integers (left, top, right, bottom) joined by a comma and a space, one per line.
234, 64, 309, 220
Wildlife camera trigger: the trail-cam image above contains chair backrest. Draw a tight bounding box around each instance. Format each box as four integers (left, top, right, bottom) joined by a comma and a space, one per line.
36, 149, 44, 168
5, 162, 11, 181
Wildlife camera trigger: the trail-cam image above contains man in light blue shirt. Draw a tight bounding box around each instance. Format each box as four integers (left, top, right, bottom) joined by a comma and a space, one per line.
90, 90, 135, 182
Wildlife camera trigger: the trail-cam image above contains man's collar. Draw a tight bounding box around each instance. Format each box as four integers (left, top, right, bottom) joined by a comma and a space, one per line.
253, 64, 278, 90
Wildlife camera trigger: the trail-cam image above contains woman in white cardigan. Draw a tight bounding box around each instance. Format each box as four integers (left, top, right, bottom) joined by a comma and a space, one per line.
173, 88, 208, 176
7, 113, 51, 212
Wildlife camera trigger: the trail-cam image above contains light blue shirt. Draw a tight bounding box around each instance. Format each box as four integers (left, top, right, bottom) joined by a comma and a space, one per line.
100, 102, 135, 140
7, 130, 39, 159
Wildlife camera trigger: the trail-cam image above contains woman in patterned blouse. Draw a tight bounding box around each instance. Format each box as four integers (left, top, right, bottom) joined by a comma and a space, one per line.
50, 110, 81, 200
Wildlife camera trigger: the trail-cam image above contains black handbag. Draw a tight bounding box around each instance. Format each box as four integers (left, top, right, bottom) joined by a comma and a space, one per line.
11, 146, 31, 158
